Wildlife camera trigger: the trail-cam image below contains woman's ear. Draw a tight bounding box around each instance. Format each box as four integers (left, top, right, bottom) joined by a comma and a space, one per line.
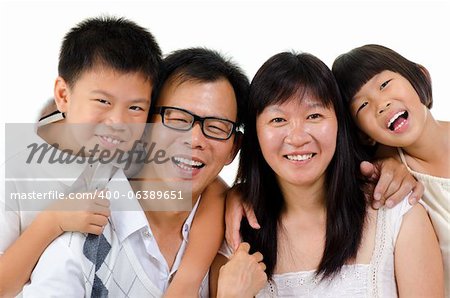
53, 76, 70, 113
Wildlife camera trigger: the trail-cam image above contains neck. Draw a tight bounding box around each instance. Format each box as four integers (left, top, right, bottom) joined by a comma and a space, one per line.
403, 111, 449, 165
278, 176, 327, 217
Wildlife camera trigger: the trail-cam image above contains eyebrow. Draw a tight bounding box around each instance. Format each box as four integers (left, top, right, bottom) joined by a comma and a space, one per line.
91, 90, 149, 104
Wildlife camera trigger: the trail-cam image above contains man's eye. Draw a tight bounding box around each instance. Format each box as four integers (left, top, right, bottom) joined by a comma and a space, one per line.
97, 99, 110, 105
380, 79, 392, 90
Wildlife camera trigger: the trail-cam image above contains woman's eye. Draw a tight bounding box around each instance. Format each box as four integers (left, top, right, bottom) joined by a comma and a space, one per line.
380, 79, 392, 90
307, 113, 321, 120
270, 117, 285, 123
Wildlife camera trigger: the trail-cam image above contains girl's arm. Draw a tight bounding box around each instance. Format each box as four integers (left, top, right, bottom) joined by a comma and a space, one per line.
394, 203, 444, 297
0, 195, 110, 297
164, 177, 228, 297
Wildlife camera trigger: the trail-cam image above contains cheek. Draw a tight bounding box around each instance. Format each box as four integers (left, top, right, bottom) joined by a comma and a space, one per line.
318, 120, 338, 155
257, 127, 283, 165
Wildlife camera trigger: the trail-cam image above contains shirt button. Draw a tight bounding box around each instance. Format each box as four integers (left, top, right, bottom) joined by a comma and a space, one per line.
143, 230, 152, 238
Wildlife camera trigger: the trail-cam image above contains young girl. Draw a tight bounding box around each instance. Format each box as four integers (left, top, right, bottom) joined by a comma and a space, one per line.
332, 44, 449, 296
211, 52, 443, 297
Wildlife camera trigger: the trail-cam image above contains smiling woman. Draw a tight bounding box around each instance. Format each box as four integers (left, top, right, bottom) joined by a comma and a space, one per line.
210, 51, 444, 297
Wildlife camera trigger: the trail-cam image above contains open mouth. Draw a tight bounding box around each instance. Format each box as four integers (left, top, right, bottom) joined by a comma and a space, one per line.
171, 156, 205, 171
284, 153, 315, 161
387, 111, 409, 131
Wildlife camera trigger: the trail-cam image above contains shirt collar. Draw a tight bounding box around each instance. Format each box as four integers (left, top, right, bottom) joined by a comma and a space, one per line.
180, 195, 202, 241
109, 170, 148, 243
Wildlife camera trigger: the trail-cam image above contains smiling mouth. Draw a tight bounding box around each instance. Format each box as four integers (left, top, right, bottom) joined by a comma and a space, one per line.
284, 153, 315, 161
171, 156, 205, 171
98, 135, 123, 145
387, 111, 409, 131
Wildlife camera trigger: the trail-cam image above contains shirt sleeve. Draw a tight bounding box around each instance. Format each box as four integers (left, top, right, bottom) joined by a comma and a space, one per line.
218, 240, 234, 259
0, 181, 20, 255
22, 235, 85, 298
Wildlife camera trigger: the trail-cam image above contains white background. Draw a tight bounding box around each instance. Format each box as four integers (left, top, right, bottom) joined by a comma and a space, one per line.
0, 0, 449, 185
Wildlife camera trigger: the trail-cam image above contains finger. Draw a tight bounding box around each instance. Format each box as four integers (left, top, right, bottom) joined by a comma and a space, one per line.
251, 251, 263, 263
90, 214, 109, 227
258, 262, 267, 271
384, 180, 413, 208
372, 170, 393, 201
237, 242, 251, 253
381, 173, 402, 203
94, 191, 111, 207
85, 225, 104, 235
93, 207, 111, 218
243, 204, 261, 229
409, 181, 424, 205
360, 161, 377, 181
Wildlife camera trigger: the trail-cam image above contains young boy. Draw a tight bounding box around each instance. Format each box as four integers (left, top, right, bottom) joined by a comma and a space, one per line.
0, 15, 162, 296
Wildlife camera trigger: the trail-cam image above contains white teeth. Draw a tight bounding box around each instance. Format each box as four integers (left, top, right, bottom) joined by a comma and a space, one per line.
286, 154, 313, 161
173, 157, 204, 167
102, 136, 121, 145
387, 111, 406, 128
393, 119, 406, 131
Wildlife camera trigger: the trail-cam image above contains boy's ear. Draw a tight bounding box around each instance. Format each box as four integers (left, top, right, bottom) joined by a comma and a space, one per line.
53, 76, 70, 113
225, 132, 242, 165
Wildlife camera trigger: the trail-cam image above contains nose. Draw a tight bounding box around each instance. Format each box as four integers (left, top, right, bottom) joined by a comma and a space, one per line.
284, 122, 312, 147
377, 101, 391, 115
104, 108, 128, 131
184, 122, 206, 150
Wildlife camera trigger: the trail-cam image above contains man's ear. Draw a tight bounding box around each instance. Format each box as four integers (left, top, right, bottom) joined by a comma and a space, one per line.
53, 76, 70, 113
225, 132, 242, 165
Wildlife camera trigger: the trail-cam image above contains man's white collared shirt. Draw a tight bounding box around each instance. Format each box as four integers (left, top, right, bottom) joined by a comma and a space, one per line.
22, 169, 208, 297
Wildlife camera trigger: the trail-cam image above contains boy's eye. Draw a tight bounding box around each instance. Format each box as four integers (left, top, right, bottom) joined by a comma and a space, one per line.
307, 113, 321, 120
130, 106, 144, 111
380, 79, 392, 90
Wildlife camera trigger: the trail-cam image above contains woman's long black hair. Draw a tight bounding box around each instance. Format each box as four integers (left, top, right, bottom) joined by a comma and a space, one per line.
237, 52, 369, 279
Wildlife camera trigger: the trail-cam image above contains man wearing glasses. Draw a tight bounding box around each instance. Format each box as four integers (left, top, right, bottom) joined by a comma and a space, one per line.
24, 48, 250, 297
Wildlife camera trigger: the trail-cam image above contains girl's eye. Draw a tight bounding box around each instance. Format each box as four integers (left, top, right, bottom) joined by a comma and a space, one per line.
380, 79, 392, 90
307, 113, 321, 120
357, 101, 368, 114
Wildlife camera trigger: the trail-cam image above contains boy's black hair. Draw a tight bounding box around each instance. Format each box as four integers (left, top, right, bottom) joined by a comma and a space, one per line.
59, 16, 162, 87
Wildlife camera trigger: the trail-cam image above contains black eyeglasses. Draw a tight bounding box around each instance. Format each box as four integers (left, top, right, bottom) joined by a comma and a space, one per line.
152, 106, 243, 140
